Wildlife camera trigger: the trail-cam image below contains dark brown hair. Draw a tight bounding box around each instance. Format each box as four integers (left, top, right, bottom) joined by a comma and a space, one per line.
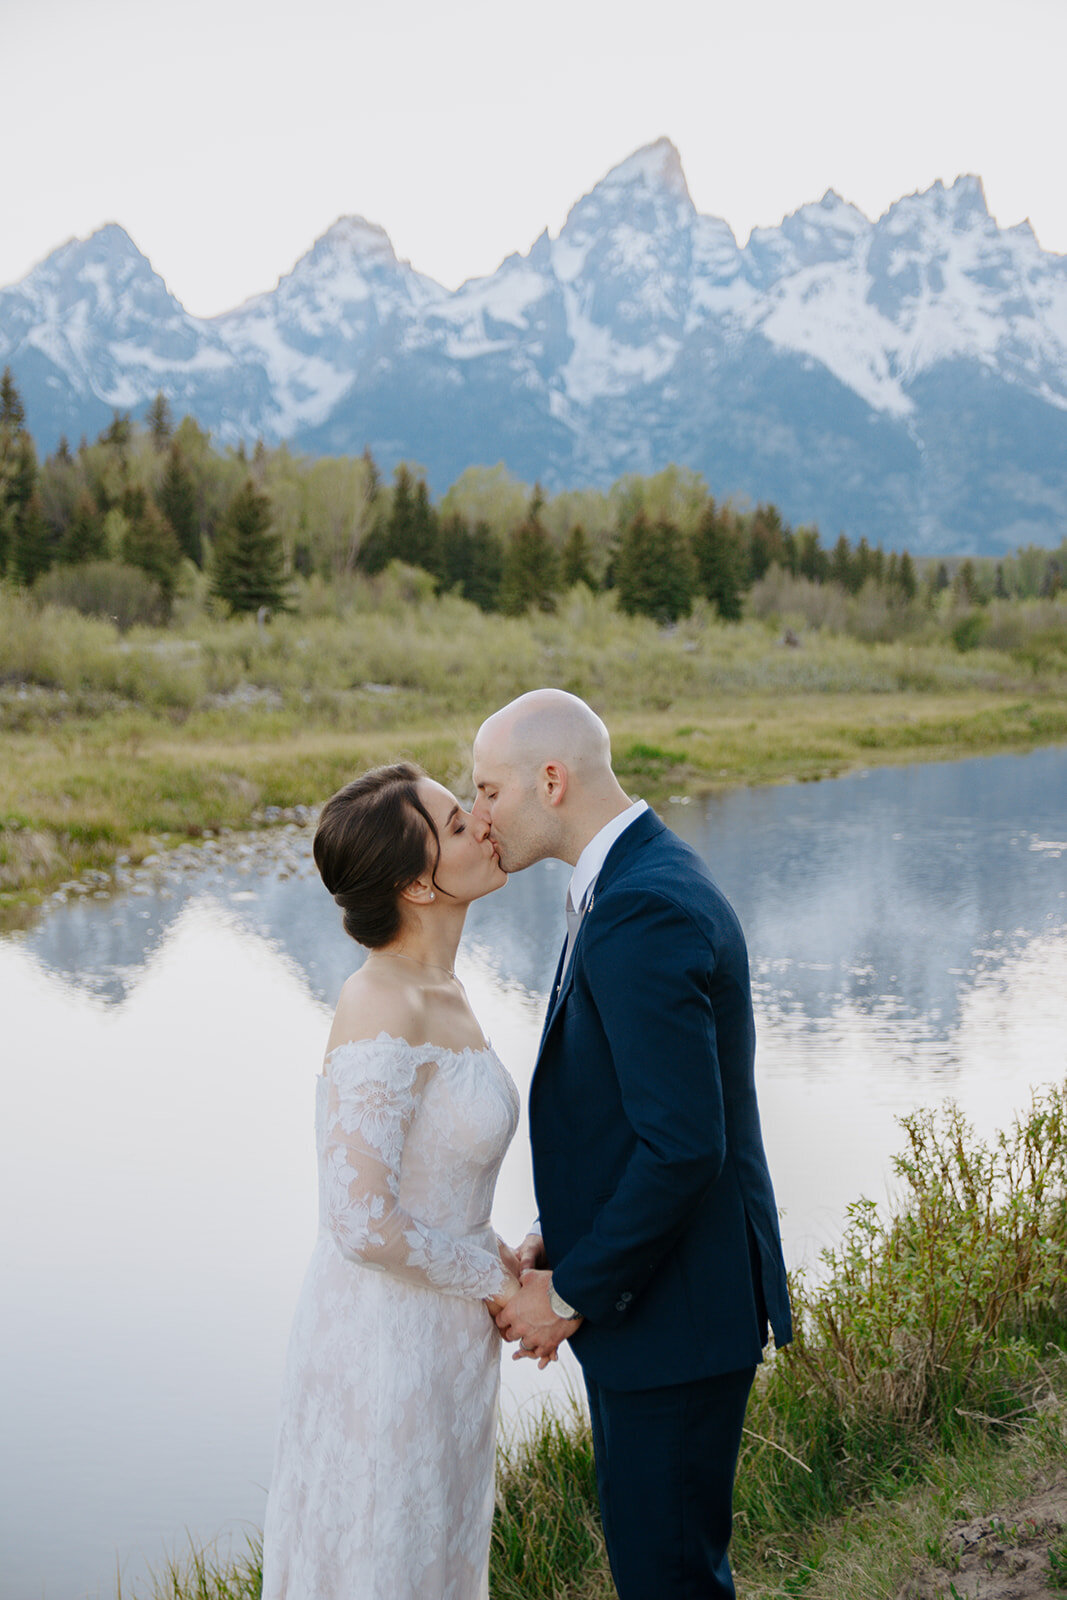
313, 762, 444, 948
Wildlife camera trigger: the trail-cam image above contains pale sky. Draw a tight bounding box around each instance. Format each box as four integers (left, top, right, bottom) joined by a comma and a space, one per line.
6, 0, 1066, 317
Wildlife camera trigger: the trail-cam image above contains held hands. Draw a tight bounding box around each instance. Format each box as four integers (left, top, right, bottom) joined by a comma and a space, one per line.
515, 1231, 547, 1274
484, 1239, 523, 1318
483, 1275, 520, 1319
496, 1237, 524, 1282
494, 1268, 583, 1370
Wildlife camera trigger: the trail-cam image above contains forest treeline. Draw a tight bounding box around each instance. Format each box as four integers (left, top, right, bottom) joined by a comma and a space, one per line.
1, 373, 1064, 631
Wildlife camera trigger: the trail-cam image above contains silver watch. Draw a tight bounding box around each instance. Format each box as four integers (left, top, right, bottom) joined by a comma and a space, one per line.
549, 1280, 582, 1320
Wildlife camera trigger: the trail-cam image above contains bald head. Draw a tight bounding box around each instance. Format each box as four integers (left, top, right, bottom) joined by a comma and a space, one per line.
476, 689, 612, 786
472, 690, 631, 871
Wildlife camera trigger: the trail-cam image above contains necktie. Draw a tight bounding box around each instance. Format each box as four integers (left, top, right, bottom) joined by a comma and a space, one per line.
558, 887, 586, 992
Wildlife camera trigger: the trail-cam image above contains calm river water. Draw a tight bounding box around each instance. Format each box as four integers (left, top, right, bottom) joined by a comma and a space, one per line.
2, 747, 1065, 1600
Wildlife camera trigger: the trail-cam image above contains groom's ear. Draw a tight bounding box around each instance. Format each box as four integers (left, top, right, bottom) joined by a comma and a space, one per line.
541, 761, 568, 807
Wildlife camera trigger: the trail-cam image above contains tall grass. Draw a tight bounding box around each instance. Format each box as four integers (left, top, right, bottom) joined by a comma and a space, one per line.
490, 1393, 613, 1600
117, 1533, 262, 1600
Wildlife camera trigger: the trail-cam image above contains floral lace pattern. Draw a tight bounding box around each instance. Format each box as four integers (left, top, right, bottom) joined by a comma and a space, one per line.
262, 1034, 519, 1600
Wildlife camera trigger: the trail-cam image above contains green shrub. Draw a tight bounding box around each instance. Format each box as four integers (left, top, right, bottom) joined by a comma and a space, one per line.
34, 561, 167, 630
951, 611, 988, 652
734, 1082, 1067, 1556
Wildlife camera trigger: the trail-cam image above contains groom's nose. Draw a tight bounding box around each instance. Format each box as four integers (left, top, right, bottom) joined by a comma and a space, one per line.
470, 798, 490, 839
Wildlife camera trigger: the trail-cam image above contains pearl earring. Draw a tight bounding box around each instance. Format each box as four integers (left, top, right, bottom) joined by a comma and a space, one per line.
429, 891, 435, 901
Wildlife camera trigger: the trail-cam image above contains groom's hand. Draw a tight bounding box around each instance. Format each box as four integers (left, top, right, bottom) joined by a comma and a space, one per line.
495, 1269, 583, 1366
515, 1232, 547, 1273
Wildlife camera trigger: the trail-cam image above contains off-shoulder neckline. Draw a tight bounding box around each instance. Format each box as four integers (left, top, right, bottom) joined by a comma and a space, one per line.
320, 1029, 494, 1075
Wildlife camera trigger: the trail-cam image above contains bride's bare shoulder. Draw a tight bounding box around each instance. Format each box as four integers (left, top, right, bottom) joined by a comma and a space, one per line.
324, 963, 427, 1059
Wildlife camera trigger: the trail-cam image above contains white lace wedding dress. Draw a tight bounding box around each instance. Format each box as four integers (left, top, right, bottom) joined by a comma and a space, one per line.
261, 1032, 520, 1600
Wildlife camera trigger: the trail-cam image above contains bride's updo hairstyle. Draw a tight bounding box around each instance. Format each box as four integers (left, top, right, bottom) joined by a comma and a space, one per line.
313, 762, 444, 948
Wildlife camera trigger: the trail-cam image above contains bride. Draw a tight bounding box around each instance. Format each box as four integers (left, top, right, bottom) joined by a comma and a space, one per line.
261, 762, 522, 1600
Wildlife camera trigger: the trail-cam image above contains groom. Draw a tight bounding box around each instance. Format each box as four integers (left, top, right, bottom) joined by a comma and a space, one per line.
471, 689, 791, 1600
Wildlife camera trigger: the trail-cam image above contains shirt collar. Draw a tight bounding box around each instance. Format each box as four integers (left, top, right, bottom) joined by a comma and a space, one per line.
568, 800, 648, 912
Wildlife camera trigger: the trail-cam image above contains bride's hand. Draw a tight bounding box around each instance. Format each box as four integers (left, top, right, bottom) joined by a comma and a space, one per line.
496, 1238, 523, 1281
484, 1276, 520, 1319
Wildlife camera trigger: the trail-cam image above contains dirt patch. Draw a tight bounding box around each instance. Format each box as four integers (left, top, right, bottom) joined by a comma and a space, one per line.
898, 1472, 1067, 1599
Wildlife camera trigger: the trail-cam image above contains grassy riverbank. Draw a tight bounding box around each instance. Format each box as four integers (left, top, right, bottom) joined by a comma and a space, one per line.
121, 1082, 1067, 1600
3, 581, 1066, 925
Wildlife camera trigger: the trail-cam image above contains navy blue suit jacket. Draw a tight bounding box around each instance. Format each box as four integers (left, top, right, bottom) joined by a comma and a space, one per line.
531, 808, 792, 1391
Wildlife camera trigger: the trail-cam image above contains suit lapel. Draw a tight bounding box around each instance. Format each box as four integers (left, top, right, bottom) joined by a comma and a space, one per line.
538, 939, 569, 1052
538, 886, 595, 1045
533, 808, 667, 1065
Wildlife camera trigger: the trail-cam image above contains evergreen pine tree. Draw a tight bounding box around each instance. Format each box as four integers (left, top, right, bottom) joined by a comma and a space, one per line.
408, 476, 440, 574
438, 513, 474, 594
60, 491, 108, 565
1, 416, 38, 579
101, 412, 133, 454
9, 432, 38, 519
1039, 558, 1062, 599
615, 513, 697, 624
120, 486, 183, 609
146, 393, 173, 450
11, 492, 55, 585
994, 563, 1010, 600
1, 367, 25, 429
692, 503, 745, 621
362, 447, 381, 500
389, 465, 415, 562
499, 492, 560, 615
561, 523, 596, 589
796, 526, 828, 583
953, 559, 978, 604
355, 512, 395, 575
854, 537, 874, 591
158, 443, 201, 564
376, 465, 440, 574
211, 479, 289, 615
437, 514, 504, 608
829, 533, 854, 591
464, 521, 504, 611
747, 504, 785, 581
898, 551, 918, 601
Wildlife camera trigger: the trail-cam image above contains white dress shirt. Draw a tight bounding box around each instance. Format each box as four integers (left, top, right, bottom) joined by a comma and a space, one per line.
567, 799, 648, 917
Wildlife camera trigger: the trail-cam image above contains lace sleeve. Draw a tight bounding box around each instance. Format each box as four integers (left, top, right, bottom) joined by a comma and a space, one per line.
322, 1037, 509, 1301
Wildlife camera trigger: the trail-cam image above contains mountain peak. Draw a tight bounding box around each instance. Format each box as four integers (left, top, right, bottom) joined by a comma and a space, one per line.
310, 215, 400, 266
598, 137, 692, 203
47, 223, 152, 275
945, 173, 990, 218
887, 174, 992, 233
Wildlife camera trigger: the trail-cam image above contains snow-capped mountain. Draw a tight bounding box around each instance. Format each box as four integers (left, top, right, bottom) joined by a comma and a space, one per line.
3, 137, 1067, 554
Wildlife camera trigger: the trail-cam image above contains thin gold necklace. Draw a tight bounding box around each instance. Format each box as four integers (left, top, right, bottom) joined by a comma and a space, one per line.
370, 950, 457, 980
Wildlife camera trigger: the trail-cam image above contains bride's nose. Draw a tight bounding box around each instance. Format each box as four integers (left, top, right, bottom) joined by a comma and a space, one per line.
469, 804, 490, 841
